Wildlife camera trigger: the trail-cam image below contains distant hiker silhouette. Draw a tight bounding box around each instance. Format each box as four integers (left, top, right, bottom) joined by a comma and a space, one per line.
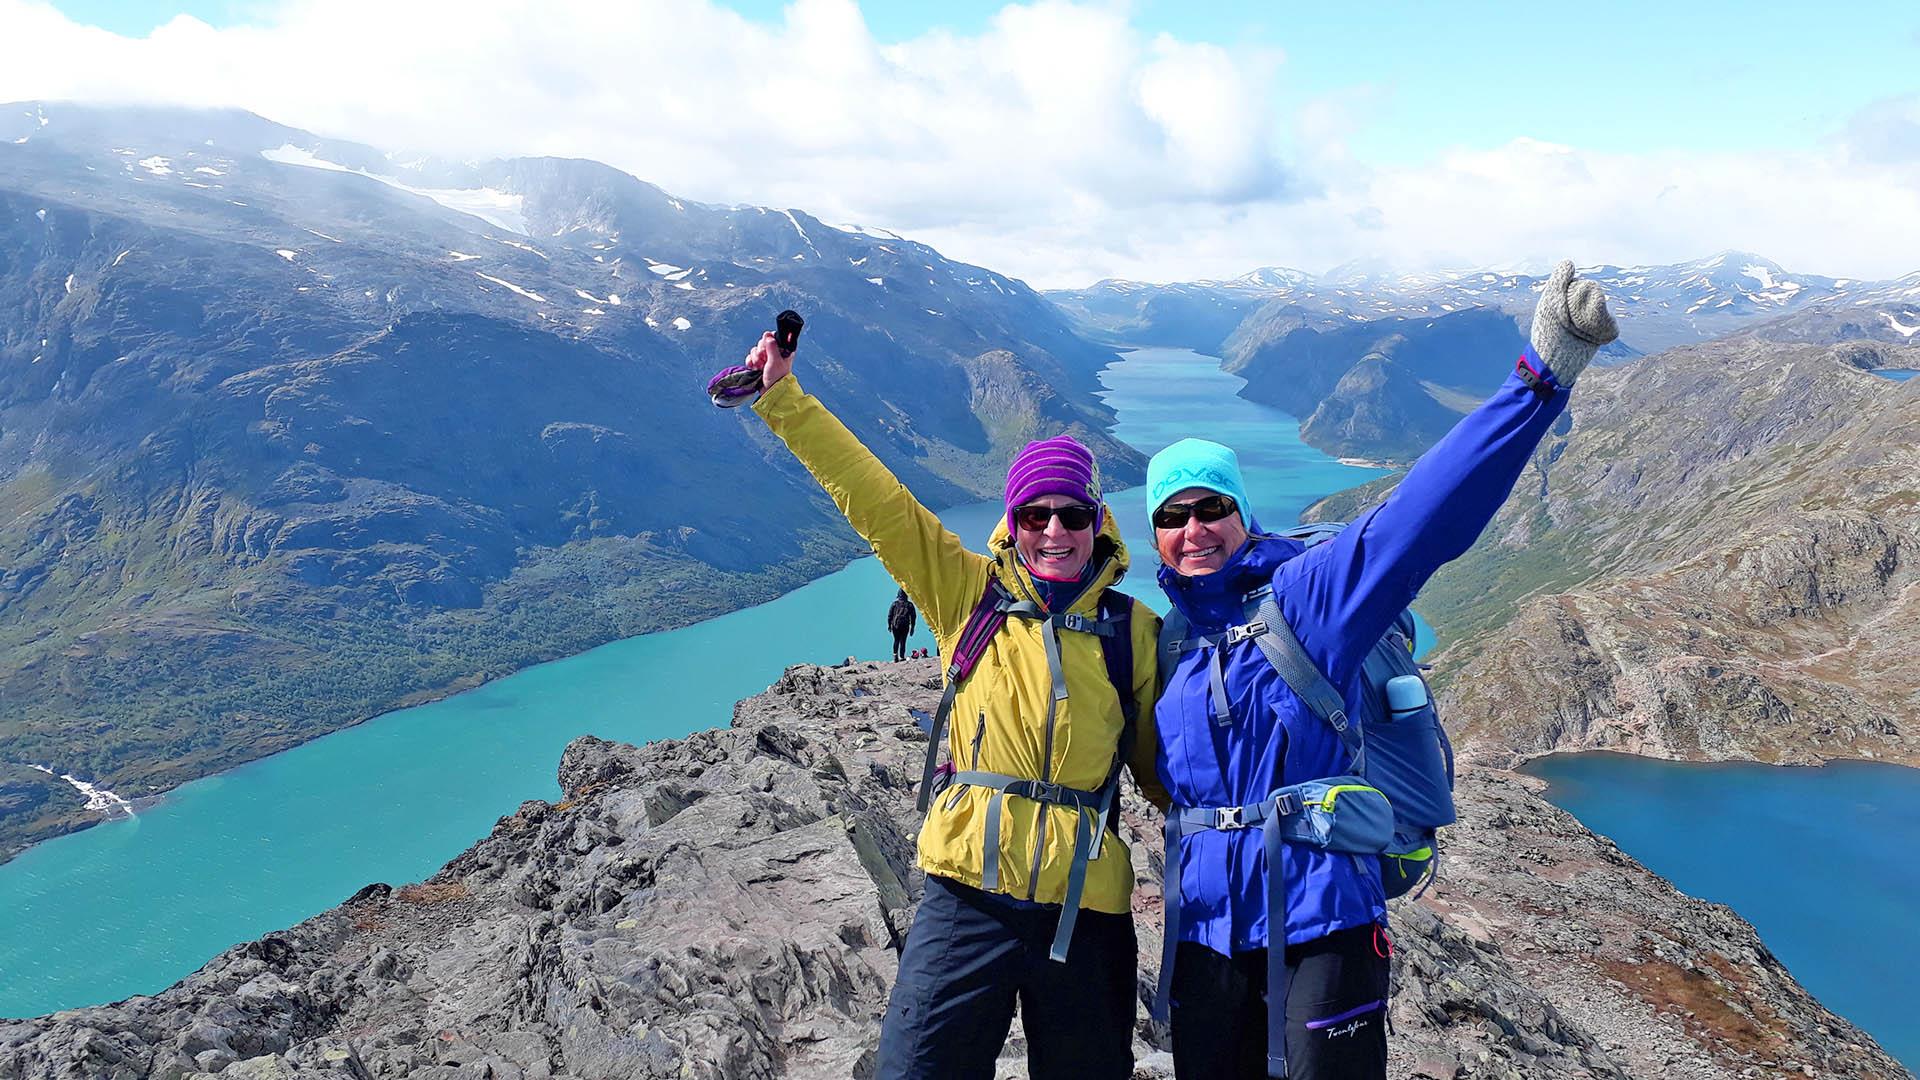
888, 588, 917, 661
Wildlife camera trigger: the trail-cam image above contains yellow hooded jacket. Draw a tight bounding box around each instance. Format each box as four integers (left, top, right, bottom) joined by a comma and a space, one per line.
755, 376, 1168, 913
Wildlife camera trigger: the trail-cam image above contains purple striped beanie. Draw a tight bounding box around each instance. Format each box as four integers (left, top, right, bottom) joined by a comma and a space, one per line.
1004, 435, 1103, 532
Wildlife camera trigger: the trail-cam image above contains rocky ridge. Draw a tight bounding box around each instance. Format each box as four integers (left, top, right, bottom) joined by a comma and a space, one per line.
2, 661, 1905, 1079
1406, 339, 1920, 770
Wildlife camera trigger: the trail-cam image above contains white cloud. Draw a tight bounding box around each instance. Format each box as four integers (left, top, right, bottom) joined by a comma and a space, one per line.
0, 0, 1914, 287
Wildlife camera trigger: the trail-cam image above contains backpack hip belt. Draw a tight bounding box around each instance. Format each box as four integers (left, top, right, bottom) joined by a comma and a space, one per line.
1152, 777, 1392, 1078
915, 575, 1138, 963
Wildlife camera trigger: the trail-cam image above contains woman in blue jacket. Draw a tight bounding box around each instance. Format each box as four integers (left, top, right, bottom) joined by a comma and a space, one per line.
1147, 262, 1618, 1079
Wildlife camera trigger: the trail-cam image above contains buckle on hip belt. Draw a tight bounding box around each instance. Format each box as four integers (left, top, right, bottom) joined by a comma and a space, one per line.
1214, 806, 1247, 830
1028, 781, 1064, 805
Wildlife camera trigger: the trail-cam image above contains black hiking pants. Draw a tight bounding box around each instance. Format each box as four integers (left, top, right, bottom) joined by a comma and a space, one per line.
892, 627, 910, 661
875, 874, 1137, 1079
1169, 924, 1390, 1079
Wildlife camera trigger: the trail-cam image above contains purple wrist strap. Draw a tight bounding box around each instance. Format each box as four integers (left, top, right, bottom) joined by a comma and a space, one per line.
707, 365, 764, 408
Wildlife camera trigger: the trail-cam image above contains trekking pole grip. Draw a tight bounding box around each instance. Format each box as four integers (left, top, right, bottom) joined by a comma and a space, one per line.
775, 310, 804, 357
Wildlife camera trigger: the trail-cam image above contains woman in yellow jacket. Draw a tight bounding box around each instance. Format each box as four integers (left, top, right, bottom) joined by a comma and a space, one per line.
740, 330, 1167, 1079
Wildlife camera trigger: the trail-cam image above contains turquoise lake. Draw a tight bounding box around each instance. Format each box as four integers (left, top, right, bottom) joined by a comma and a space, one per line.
1872, 368, 1917, 381
0, 346, 1393, 1018
1529, 753, 1920, 1070
9, 346, 1909, 1075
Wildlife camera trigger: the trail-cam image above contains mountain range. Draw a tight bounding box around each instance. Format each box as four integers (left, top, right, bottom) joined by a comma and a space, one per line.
5, 99, 1916, 871
0, 102, 1140, 861
1052, 253, 1920, 357
1052, 253, 1917, 464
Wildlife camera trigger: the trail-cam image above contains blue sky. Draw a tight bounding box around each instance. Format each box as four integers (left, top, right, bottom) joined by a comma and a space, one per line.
52, 0, 1920, 165
16, 0, 1920, 282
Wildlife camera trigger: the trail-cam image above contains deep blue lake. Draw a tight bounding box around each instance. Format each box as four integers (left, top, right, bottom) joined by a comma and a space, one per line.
1528, 753, 1920, 1070
0, 347, 1404, 1018
1872, 368, 1917, 381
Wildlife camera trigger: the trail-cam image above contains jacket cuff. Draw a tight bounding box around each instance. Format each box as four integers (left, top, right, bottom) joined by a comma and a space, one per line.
1513, 344, 1564, 399
751, 374, 802, 421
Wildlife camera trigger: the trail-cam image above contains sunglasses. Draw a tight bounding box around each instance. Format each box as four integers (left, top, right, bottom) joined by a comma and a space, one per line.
1012, 503, 1098, 532
1152, 494, 1238, 530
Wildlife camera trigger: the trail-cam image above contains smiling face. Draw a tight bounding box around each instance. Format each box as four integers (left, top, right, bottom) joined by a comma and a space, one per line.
1011, 492, 1098, 581
1154, 486, 1249, 576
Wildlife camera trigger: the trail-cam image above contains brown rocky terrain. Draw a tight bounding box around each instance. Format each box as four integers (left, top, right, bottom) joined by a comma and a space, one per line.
3, 660, 1905, 1080
1302, 338, 1920, 770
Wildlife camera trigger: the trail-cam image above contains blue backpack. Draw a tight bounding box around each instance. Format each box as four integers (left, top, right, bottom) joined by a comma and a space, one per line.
1156, 521, 1457, 899
1152, 522, 1458, 1076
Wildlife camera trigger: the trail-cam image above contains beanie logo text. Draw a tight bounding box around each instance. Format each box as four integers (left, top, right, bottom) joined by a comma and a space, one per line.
1151, 465, 1236, 503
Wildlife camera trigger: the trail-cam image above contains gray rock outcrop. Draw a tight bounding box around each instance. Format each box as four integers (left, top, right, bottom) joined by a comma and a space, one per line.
3, 661, 1905, 1079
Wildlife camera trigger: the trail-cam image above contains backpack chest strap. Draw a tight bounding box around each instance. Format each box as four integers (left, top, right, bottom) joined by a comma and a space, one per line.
1165, 620, 1272, 727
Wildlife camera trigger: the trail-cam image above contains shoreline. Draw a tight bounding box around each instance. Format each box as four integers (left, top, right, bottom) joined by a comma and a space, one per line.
1, 348, 1158, 871
0, 479, 1021, 870
1506, 741, 1920, 788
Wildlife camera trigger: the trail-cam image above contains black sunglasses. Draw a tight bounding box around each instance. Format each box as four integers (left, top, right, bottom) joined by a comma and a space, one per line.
1013, 503, 1098, 532
1152, 494, 1238, 530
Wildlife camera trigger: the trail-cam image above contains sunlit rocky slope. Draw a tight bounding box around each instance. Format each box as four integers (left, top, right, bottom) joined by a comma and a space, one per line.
1302, 337, 1920, 769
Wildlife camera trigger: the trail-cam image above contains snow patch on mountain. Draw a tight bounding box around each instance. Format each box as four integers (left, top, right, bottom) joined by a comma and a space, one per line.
832, 222, 903, 241
262, 144, 529, 236
475, 272, 546, 303
780, 209, 821, 257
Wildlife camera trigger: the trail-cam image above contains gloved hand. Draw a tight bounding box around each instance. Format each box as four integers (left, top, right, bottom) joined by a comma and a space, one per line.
1530, 260, 1619, 386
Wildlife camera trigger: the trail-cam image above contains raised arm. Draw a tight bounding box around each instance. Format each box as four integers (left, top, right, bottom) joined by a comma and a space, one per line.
1280, 262, 1618, 685
746, 334, 991, 639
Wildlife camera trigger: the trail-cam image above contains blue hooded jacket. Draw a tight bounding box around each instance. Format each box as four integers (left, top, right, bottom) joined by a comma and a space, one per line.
1156, 346, 1571, 955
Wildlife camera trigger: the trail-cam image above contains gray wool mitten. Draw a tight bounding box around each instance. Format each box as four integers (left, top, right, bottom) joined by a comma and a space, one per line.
1529, 260, 1619, 386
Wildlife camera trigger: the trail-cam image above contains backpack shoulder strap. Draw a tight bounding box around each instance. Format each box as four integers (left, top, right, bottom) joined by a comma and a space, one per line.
1096, 589, 1136, 729
1156, 604, 1190, 699
1241, 585, 1365, 774
917, 579, 1014, 812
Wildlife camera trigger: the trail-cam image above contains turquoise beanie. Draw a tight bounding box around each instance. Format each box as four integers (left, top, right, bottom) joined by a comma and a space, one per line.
1147, 438, 1256, 525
